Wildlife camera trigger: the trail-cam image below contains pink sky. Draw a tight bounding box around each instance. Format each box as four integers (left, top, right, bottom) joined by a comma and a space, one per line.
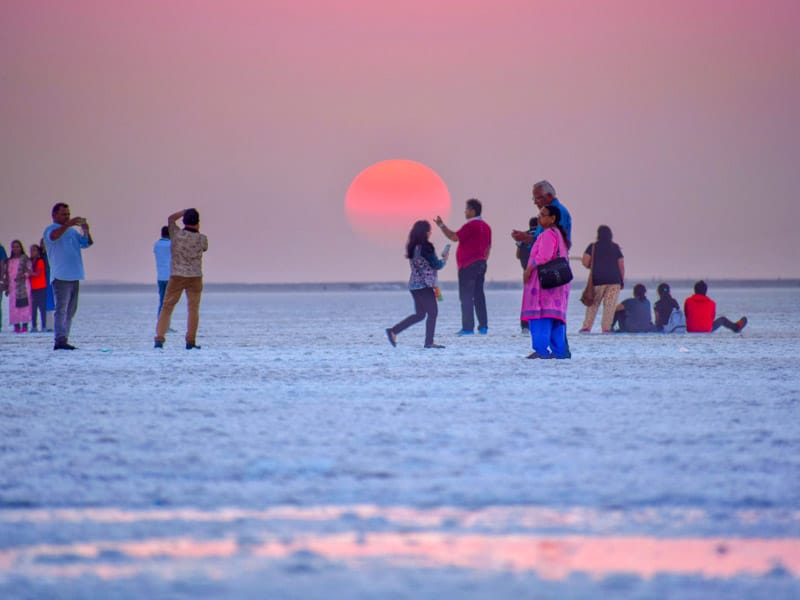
1, 0, 798, 283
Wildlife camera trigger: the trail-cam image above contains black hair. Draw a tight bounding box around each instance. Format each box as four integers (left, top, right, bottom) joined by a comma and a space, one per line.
51, 202, 69, 218
466, 198, 482, 216
183, 208, 200, 226
597, 225, 613, 243
633, 283, 647, 300
405, 220, 434, 259
542, 204, 571, 249
10, 239, 27, 257
528, 217, 537, 229
694, 280, 708, 295
161, 226, 170, 238
657, 282, 671, 298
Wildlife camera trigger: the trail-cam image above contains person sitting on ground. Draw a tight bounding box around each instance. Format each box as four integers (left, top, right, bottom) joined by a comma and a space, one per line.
653, 282, 680, 332
684, 280, 748, 333
612, 283, 655, 332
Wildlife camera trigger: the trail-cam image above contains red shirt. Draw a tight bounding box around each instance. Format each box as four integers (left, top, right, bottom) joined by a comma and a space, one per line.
30, 258, 47, 290
684, 293, 716, 332
455, 218, 492, 269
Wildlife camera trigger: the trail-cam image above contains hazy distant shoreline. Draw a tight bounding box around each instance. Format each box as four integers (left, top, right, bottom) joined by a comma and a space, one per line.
82, 279, 800, 293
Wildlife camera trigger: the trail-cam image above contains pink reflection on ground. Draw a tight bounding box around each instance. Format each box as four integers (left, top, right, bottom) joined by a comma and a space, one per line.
2, 506, 799, 581
1, 534, 798, 582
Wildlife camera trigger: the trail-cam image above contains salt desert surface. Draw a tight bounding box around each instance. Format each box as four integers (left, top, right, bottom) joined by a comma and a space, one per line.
1, 285, 798, 598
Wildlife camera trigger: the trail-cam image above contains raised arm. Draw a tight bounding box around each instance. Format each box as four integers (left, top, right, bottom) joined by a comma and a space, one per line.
167, 210, 186, 226
433, 216, 459, 242
49, 217, 84, 241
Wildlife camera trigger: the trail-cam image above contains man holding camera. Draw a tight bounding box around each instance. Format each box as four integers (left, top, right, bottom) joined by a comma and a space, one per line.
43, 202, 94, 350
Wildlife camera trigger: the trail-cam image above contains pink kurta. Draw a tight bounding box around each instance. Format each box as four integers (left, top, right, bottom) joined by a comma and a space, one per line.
520, 228, 570, 322
7, 257, 32, 325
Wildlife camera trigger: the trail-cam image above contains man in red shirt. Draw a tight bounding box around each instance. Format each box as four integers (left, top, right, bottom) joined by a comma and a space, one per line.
684, 280, 747, 333
435, 199, 492, 335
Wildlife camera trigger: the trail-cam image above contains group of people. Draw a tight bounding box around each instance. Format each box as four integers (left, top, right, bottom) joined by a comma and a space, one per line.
578, 224, 747, 334
608, 280, 747, 334
386, 179, 748, 357
7, 190, 747, 354
0, 240, 54, 334
1, 203, 207, 351
387, 180, 575, 358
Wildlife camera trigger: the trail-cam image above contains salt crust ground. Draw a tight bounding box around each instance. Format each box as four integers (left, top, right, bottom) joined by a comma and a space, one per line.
0, 285, 798, 598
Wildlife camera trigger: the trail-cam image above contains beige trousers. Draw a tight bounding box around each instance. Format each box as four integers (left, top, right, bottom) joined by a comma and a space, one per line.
155, 276, 203, 344
581, 283, 621, 332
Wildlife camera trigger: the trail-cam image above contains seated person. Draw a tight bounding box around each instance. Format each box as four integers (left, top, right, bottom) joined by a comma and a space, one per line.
684, 280, 748, 333
654, 282, 680, 332
612, 283, 656, 332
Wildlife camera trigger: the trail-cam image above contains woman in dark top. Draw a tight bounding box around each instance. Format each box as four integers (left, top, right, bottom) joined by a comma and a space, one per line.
579, 225, 625, 333
386, 220, 449, 349
653, 282, 680, 331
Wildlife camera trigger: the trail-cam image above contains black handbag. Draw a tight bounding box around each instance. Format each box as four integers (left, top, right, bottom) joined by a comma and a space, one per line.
537, 235, 573, 289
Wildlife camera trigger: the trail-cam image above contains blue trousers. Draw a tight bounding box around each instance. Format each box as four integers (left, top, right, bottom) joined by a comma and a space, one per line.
53, 279, 80, 345
529, 318, 568, 358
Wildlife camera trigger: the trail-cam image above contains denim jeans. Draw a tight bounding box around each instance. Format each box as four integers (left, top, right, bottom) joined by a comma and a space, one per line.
52, 279, 80, 344
157, 280, 168, 315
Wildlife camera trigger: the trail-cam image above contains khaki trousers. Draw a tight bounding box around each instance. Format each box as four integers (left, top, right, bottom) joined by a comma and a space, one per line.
155, 276, 203, 344
581, 283, 621, 332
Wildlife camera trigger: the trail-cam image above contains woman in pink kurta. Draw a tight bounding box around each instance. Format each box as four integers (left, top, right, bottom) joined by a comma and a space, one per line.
6, 240, 32, 332
521, 205, 571, 359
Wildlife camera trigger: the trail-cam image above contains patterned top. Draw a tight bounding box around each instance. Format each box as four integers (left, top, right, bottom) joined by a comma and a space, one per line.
168, 221, 208, 278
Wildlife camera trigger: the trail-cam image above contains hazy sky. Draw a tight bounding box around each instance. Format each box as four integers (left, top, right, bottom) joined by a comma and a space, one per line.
2, 1, 798, 283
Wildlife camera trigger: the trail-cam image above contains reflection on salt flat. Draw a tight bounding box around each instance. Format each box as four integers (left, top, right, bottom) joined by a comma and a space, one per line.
1, 506, 798, 582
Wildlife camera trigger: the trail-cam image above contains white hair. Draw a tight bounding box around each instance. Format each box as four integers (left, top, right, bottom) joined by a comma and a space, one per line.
533, 180, 557, 198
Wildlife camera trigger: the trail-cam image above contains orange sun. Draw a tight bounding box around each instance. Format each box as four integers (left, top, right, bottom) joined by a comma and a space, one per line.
345, 159, 451, 246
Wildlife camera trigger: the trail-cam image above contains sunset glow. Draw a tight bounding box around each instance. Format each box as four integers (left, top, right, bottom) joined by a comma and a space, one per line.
345, 160, 451, 246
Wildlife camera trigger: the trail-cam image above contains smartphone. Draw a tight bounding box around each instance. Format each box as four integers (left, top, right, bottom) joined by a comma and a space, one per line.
442, 243, 451, 257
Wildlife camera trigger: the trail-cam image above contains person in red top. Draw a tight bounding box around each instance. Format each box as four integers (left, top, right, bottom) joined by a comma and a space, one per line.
434, 198, 492, 335
28, 244, 48, 332
684, 280, 748, 333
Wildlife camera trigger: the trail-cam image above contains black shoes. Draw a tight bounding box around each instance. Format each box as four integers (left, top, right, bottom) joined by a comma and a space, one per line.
154, 341, 164, 349
186, 343, 201, 350
424, 343, 446, 349
385, 329, 397, 347
54, 342, 76, 350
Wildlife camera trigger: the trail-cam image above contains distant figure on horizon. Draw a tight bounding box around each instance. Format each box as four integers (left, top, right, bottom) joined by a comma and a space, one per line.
579, 225, 625, 333
0, 242, 7, 331
684, 280, 748, 333
434, 198, 492, 335
515, 216, 537, 332
654, 282, 681, 332
29, 244, 48, 332
521, 204, 571, 359
39, 237, 55, 332
385, 220, 449, 349
154, 209, 208, 350
44, 203, 94, 349
612, 283, 655, 332
154, 225, 171, 316
5, 240, 32, 333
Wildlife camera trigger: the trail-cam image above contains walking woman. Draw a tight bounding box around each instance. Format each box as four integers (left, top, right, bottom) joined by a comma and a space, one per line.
5, 240, 32, 333
579, 225, 625, 333
386, 220, 449, 349
521, 205, 571, 359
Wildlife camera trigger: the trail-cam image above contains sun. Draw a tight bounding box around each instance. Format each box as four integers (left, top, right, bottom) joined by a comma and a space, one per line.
345, 159, 451, 246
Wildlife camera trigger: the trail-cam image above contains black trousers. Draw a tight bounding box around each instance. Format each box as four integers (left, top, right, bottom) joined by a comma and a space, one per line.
31, 288, 47, 329
391, 287, 438, 347
458, 260, 487, 331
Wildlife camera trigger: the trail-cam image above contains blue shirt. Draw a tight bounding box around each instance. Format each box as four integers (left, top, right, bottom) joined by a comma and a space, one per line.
0, 244, 7, 262
535, 197, 572, 244
153, 238, 171, 281
43, 224, 91, 281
